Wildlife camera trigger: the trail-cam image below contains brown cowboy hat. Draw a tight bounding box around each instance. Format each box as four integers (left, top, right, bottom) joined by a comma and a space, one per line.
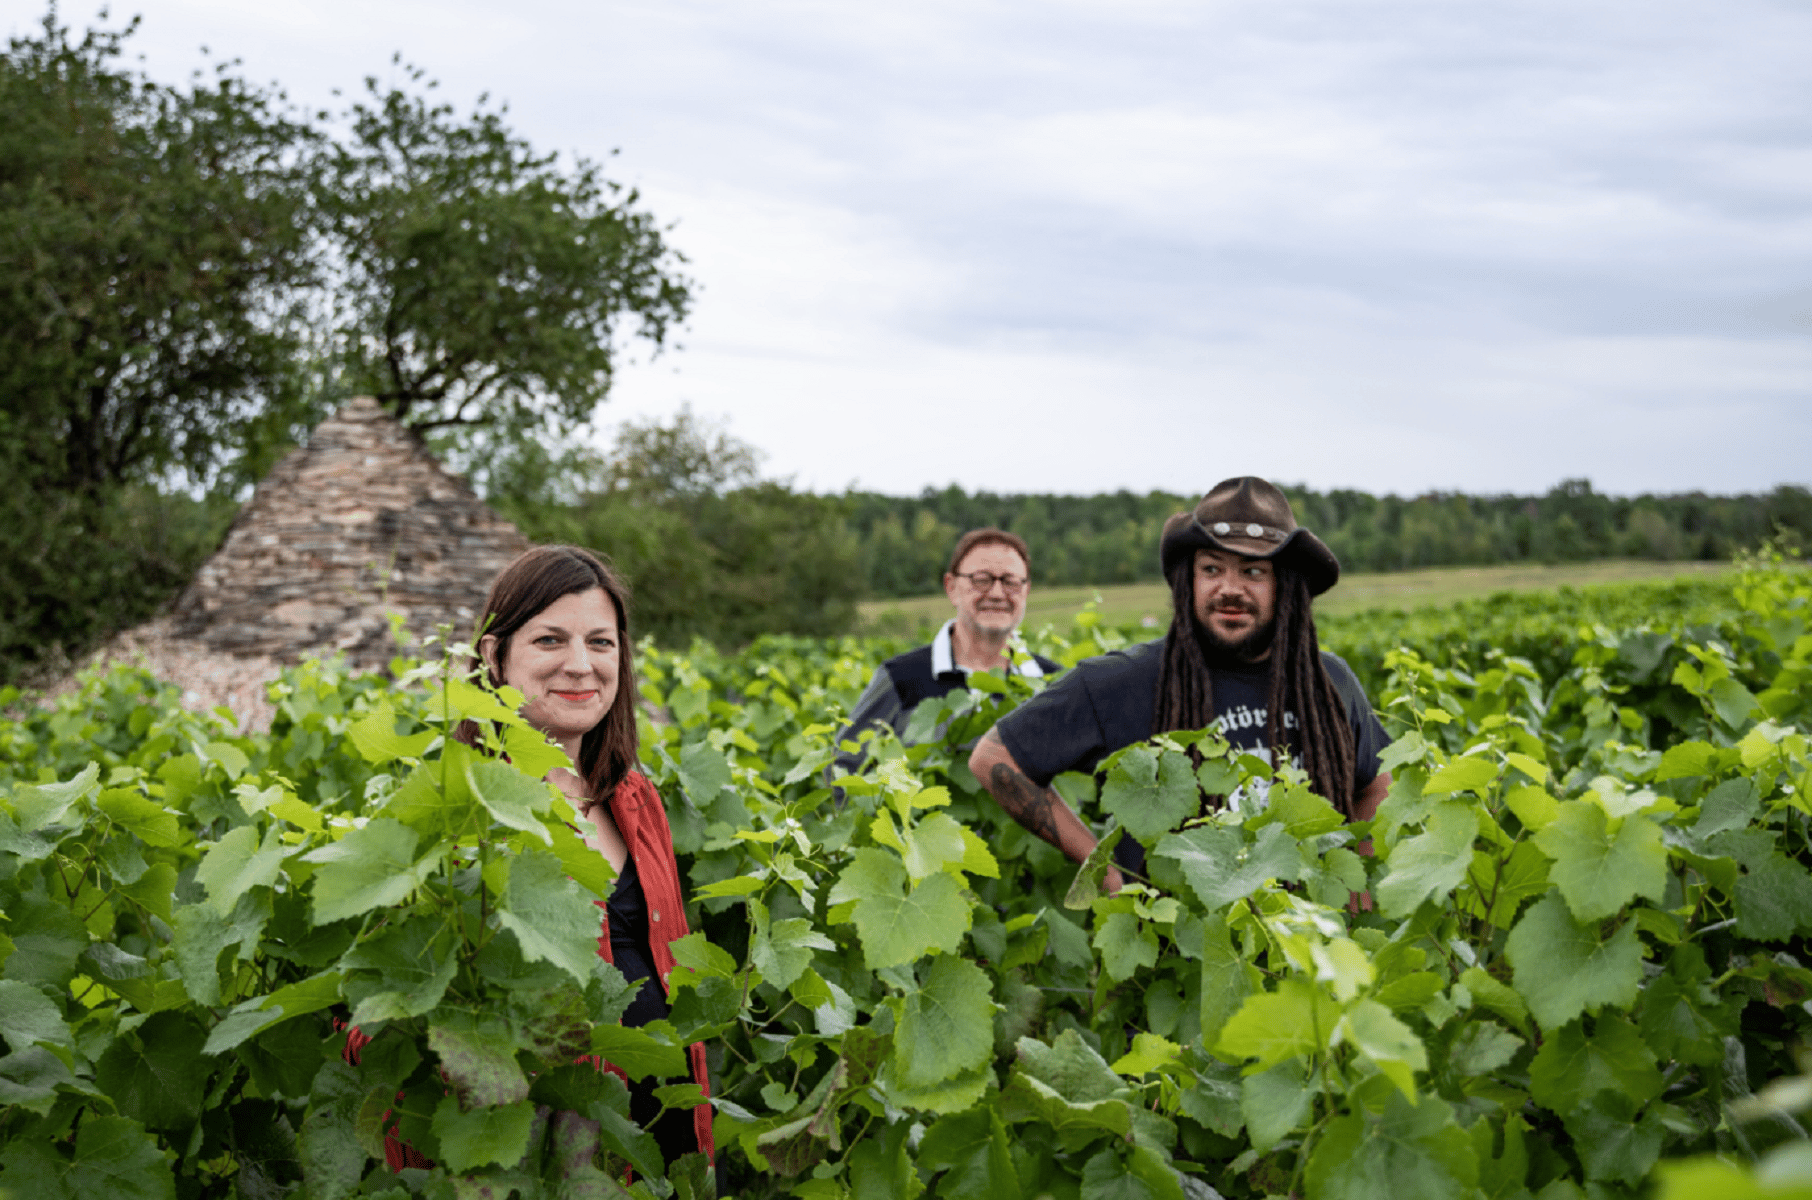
1159, 476, 1341, 595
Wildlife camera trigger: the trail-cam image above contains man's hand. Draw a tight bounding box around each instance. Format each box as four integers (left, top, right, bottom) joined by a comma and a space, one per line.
969, 729, 1109, 879
1354, 770, 1391, 826
1347, 770, 1391, 912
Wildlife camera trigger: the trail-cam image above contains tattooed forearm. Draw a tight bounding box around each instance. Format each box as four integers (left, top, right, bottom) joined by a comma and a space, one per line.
989, 762, 1062, 846
970, 731, 1096, 864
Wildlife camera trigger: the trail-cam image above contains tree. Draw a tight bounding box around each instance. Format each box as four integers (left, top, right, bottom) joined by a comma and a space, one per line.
0, 10, 319, 494
600, 405, 761, 501
0, 11, 314, 680
316, 62, 692, 442
497, 410, 861, 645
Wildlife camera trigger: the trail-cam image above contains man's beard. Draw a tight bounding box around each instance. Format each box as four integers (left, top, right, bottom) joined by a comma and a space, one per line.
1195, 603, 1276, 666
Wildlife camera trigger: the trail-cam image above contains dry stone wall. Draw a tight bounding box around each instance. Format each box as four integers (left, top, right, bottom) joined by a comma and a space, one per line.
171, 397, 531, 665
59, 399, 532, 729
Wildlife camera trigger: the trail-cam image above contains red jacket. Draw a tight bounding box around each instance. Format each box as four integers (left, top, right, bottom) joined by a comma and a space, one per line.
594, 770, 715, 1161
345, 770, 713, 1169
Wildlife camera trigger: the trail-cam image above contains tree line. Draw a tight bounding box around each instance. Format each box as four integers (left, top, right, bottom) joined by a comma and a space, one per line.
844, 479, 1812, 597
490, 413, 1810, 641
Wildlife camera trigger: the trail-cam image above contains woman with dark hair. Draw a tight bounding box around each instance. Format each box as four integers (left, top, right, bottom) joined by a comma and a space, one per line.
472, 544, 713, 1168
345, 545, 712, 1174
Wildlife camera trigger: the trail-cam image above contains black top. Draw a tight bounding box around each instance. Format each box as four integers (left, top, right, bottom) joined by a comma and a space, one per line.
834, 636, 1064, 773
883, 643, 1065, 711
606, 853, 696, 1165
607, 854, 670, 1029
995, 638, 1390, 873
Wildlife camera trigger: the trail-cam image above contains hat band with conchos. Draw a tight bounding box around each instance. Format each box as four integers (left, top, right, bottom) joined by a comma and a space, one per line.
1197, 518, 1289, 545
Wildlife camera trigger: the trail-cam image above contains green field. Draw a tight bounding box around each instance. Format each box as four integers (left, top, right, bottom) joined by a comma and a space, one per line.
858, 557, 1735, 632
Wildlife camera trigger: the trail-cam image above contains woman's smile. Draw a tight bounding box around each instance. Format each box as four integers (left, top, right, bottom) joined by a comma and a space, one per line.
550, 688, 599, 702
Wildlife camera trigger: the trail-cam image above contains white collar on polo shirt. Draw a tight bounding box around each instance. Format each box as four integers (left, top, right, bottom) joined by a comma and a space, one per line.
931, 620, 1045, 680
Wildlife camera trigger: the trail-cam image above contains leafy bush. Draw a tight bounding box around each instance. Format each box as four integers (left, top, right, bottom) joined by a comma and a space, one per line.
1, 563, 1809, 1198
0, 652, 708, 1196
0, 485, 236, 685
1316, 573, 1744, 693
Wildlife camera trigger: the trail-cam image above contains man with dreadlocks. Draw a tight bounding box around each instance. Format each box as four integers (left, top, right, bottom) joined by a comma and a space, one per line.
969, 476, 1391, 892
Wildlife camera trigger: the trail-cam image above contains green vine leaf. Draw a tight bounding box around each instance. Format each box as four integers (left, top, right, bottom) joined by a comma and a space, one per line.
428, 1014, 531, 1107
1152, 822, 1304, 911
0, 1114, 176, 1200
304, 818, 443, 924
826, 848, 970, 970
194, 823, 289, 915
467, 758, 555, 842
494, 846, 607, 984
94, 1011, 211, 1131
1505, 892, 1644, 1031
1375, 802, 1480, 917
1100, 747, 1199, 844
1079, 1142, 1186, 1200
1533, 802, 1667, 921
347, 702, 435, 765
889, 955, 995, 1099
1528, 1014, 1662, 1115
1338, 998, 1428, 1101
342, 920, 460, 1025
1305, 1092, 1479, 1200
0, 978, 71, 1050
750, 915, 835, 990
431, 1095, 537, 1173
1216, 977, 1340, 1072
917, 1107, 1019, 1200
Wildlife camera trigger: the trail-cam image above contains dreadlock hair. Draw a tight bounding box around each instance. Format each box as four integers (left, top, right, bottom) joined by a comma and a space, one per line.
1152, 557, 1360, 815
1152, 560, 1216, 740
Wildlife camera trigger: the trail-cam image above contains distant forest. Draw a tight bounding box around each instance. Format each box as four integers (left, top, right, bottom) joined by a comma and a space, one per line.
844, 480, 1812, 598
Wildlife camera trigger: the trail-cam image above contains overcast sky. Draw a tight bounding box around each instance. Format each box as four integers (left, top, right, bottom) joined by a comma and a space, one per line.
31, 0, 1812, 496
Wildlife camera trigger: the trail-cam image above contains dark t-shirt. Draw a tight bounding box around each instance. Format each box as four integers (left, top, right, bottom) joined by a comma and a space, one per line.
995, 638, 1388, 868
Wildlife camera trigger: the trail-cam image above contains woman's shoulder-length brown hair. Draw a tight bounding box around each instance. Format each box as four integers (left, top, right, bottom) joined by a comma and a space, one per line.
465, 544, 640, 803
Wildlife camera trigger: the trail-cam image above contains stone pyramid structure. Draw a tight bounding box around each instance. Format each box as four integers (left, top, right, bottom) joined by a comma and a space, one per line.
172, 396, 532, 663
70, 398, 531, 727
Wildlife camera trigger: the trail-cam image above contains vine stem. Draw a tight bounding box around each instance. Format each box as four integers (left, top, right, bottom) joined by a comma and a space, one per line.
1287, 1086, 1339, 1199
739, 885, 768, 1012
445, 845, 476, 961
1467, 826, 1521, 950
79, 887, 113, 924
478, 833, 491, 935
53, 849, 78, 899
70, 828, 106, 902
838, 1110, 877, 1167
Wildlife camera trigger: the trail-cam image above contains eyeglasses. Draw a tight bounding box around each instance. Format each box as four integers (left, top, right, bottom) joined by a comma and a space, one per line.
954, 571, 1027, 594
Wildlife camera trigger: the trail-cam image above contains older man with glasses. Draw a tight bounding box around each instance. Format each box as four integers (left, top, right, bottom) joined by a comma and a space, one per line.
835, 528, 1061, 772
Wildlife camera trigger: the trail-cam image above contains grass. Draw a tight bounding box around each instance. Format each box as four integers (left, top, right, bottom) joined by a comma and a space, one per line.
856, 559, 1736, 634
